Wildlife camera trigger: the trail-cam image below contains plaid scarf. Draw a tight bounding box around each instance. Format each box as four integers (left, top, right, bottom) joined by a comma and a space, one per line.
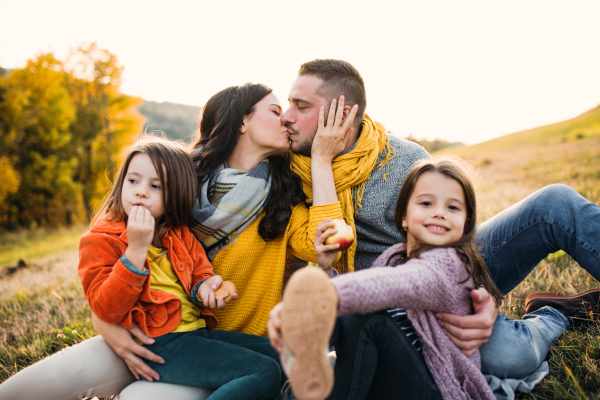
189, 159, 271, 260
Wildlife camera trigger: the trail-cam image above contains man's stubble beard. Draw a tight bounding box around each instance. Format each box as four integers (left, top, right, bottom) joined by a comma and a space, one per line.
291, 139, 312, 157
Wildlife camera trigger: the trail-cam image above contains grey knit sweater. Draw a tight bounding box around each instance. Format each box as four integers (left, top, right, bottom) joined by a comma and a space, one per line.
350, 135, 430, 270
331, 244, 496, 400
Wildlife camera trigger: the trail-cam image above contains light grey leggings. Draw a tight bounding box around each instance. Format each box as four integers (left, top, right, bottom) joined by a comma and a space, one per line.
0, 335, 213, 400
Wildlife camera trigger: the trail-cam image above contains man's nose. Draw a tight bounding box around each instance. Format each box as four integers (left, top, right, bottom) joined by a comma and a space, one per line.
281, 107, 294, 125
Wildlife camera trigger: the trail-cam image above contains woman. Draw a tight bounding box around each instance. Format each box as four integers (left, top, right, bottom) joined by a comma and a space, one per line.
0, 83, 356, 400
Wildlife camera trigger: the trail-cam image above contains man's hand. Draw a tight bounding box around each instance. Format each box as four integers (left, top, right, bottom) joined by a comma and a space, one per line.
267, 302, 284, 354
92, 312, 164, 381
435, 287, 498, 357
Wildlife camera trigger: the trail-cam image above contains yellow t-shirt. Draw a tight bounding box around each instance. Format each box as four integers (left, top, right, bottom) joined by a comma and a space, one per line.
147, 246, 206, 332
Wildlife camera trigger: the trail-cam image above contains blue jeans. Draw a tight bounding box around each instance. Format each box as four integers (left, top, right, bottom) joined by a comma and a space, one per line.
144, 329, 283, 400
476, 184, 600, 378
328, 311, 442, 400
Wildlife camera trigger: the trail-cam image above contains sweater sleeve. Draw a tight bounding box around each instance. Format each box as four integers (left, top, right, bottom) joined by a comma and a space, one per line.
78, 232, 148, 324
331, 248, 466, 315
286, 201, 345, 263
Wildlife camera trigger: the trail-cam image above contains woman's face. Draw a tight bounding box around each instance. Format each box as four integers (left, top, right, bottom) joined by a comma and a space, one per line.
242, 93, 290, 157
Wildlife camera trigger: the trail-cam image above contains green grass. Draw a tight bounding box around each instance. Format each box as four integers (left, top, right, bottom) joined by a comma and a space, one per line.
0, 224, 87, 268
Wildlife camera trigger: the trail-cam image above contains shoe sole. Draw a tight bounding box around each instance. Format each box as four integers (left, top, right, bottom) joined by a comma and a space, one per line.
281, 267, 337, 400
525, 288, 600, 316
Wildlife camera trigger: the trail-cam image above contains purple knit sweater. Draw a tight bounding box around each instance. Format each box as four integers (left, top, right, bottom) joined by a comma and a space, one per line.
330, 243, 495, 400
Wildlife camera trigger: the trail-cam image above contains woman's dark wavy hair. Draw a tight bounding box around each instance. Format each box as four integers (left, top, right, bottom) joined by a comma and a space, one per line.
190, 83, 306, 241
388, 157, 503, 306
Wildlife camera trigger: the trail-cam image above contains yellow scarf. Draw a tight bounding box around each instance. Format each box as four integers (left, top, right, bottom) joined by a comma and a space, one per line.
290, 115, 395, 273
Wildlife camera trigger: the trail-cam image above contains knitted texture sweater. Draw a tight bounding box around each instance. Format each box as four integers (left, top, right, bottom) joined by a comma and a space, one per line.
210, 201, 343, 336
331, 243, 496, 400
351, 135, 430, 270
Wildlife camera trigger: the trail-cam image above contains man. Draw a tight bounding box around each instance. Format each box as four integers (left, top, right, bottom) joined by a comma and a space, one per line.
274, 59, 600, 390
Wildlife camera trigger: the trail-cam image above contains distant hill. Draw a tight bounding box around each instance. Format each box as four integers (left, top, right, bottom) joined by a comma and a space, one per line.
137, 101, 201, 144
402, 134, 462, 153
436, 104, 600, 221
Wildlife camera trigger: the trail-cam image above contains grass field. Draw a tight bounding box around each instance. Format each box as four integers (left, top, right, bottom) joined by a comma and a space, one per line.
1, 106, 600, 398
436, 104, 600, 399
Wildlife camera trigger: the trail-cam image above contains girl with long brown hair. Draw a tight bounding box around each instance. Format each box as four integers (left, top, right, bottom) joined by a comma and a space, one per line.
0, 84, 356, 400
274, 157, 502, 400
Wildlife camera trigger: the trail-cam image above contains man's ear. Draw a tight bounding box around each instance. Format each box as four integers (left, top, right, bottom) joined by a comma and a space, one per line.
340, 105, 352, 123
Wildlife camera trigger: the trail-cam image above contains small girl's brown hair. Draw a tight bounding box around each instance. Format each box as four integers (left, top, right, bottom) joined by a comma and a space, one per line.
92, 135, 196, 246
389, 156, 503, 306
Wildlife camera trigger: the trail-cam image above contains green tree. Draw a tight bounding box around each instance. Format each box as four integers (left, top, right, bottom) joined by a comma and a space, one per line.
0, 54, 80, 228
66, 43, 143, 216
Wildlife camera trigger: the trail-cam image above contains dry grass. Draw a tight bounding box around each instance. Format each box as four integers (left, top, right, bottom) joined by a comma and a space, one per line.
435, 105, 600, 399
1, 106, 600, 397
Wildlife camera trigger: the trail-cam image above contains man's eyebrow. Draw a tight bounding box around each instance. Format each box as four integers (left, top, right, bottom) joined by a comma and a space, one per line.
289, 97, 311, 105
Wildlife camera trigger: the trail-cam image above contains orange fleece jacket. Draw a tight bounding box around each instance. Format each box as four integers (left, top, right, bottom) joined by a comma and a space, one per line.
78, 217, 217, 337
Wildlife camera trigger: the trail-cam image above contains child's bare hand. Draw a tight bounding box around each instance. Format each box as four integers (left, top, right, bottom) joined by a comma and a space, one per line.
124, 206, 155, 270
199, 276, 238, 310
127, 206, 155, 251
315, 218, 340, 275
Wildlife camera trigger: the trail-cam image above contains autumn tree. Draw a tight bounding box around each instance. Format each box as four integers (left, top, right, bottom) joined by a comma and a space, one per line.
66, 42, 143, 216
0, 44, 144, 230
0, 54, 79, 228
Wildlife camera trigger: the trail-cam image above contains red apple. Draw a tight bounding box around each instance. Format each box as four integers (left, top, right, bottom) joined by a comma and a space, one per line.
324, 219, 355, 251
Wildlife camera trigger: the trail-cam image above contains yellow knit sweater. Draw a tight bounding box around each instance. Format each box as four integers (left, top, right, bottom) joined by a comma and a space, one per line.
210, 201, 343, 336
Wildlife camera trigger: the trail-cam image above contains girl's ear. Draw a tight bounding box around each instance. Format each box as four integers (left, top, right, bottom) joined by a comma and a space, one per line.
401, 217, 408, 231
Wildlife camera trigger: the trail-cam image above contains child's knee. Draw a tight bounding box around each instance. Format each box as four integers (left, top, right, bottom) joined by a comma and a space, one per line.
256, 358, 282, 396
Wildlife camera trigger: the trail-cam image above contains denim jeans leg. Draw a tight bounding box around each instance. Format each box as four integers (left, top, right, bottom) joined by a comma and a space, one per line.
328, 311, 441, 400
476, 184, 600, 294
480, 308, 569, 379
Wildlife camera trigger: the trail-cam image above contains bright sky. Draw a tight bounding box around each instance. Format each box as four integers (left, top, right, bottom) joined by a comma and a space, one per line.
2, 0, 600, 144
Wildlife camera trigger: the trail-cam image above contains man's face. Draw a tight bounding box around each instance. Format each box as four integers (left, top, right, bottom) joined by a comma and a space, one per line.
281, 75, 328, 156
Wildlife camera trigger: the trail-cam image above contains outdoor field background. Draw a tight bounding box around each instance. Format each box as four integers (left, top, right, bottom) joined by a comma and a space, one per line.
1, 103, 599, 399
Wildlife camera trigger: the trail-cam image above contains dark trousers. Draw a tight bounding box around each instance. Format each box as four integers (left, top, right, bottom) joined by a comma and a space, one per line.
328, 311, 442, 400
145, 329, 285, 400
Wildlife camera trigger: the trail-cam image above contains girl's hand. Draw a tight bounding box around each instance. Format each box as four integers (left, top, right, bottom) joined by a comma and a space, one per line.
315, 218, 341, 277
92, 312, 164, 382
124, 205, 155, 270
199, 275, 238, 310
311, 95, 359, 164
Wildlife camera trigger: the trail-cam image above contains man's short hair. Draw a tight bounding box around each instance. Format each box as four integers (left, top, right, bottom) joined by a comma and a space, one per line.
298, 59, 366, 122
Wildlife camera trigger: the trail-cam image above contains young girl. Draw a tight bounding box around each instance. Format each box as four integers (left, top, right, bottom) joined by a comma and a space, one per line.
274, 157, 503, 400
79, 136, 283, 400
